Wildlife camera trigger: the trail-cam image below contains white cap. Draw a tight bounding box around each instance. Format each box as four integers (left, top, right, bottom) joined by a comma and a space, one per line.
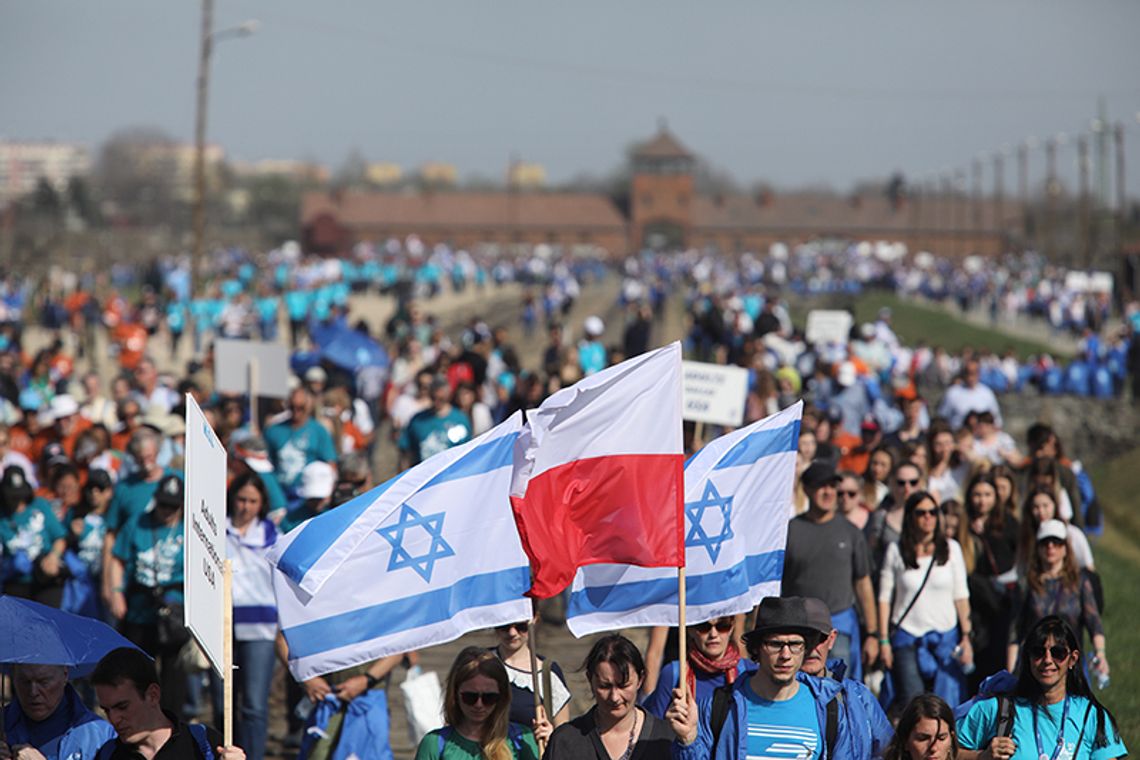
583, 316, 605, 337
305, 366, 328, 383
299, 461, 335, 499
836, 361, 857, 388
1036, 519, 1068, 544
49, 394, 80, 421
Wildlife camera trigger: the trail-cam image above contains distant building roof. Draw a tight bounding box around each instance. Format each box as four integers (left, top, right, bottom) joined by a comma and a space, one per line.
302, 190, 626, 230
632, 128, 693, 161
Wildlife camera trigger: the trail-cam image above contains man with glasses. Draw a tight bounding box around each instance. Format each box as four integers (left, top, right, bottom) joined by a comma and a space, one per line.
669, 597, 870, 760
836, 471, 868, 529
781, 462, 879, 682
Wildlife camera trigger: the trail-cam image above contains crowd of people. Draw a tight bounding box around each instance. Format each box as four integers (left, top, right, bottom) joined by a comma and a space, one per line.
1, 236, 1133, 760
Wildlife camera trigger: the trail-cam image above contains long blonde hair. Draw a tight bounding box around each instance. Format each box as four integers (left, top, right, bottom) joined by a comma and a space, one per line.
443, 647, 513, 760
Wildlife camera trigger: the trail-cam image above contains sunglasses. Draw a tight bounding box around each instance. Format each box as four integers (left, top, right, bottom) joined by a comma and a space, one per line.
913, 508, 938, 518
459, 691, 500, 706
693, 620, 734, 634
495, 621, 528, 634
896, 478, 920, 487
1028, 644, 1071, 662
839, 490, 859, 498
1038, 537, 1066, 548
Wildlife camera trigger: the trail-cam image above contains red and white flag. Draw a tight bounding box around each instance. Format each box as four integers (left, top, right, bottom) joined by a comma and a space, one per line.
510, 342, 685, 598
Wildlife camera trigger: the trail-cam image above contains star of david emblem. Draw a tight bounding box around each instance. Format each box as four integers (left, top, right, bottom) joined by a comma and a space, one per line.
685, 481, 734, 563
377, 504, 455, 582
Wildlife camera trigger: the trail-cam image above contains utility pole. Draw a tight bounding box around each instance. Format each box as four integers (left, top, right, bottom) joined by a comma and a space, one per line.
1018, 141, 1031, 246
1117, 122, 1126, 217
955, 169, 967, 256
1045, 137, 1058, 261
1078, 135, 1090, 268
942, 174, 953, 256
972, 158, 983, 238
994, 152, 1005, 251
191, 0, 214, 301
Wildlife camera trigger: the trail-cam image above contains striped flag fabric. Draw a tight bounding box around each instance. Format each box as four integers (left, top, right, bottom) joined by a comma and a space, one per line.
269, 412, 533, 680
564, 401, 802, 637
509, 342, 685, 598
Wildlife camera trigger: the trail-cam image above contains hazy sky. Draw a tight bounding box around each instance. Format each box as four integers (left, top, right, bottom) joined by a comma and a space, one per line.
4, 1, 1140, 194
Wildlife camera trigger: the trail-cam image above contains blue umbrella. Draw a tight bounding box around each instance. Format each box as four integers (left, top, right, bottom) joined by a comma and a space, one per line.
0, 595, 144, 677
320, 328, 389, 372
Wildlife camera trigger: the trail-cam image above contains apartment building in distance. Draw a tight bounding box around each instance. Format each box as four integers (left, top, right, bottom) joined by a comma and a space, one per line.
0, 139, 91, 205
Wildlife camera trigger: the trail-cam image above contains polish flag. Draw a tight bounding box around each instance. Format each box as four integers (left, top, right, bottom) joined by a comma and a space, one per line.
510, 342, 684, 598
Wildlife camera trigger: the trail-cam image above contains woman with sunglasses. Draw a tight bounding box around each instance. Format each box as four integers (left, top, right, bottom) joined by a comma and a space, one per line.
878, 491, 972, 711
959, 472, 1019, 689
490, 619, 571, 730
642, 616, 748, 718
865, 460, 924, 578
1006, 521, 1108, 681
958, 616, 1126, 760
546, 634, 676, 760
882, 694, 960, 760
1016, 487, 1095, 574
416, 647, 540, 760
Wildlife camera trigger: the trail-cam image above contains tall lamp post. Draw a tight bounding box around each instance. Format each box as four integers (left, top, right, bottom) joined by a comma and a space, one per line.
190, 0, 258, 299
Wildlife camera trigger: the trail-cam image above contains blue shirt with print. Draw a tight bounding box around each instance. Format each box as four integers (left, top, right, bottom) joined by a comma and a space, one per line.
0, 499, 66, 584
743, 679, 822, 760
264, 418, 337, 491
398, 408, 472, 466
113, 509, 185, 624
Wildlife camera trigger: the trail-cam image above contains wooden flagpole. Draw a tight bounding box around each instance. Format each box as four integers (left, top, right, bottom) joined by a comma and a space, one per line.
677, 567, 688, 700
527, 598, 545, 754
223, 559, 234, 748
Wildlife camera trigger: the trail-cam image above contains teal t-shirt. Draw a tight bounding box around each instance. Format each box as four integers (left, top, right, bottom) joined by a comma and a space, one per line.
0, 499, 66, 583
284, 290, 311, 321
113, 509, 185, 624
743, 679, 822, 760
398, 408, 471, 465
255, 296, 280, 324
264, 418, 337, 490
958, 695, 1127, 760
107, 469, 180, 532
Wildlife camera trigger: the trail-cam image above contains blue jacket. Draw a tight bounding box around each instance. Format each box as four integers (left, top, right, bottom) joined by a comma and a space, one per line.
673, 669, 890, 760
299, 690, 393, 760
3, 684, 116, 760
642, 659, 754, 719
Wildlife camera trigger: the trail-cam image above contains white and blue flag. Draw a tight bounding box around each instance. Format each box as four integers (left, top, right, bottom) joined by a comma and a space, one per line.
565, 402, 802, 637
269, 412, 533, 680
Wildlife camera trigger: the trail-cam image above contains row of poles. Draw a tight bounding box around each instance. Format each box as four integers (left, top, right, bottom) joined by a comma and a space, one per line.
907, 104, 1136, 268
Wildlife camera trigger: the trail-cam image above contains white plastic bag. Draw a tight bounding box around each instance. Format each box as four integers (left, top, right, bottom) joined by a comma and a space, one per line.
399, 666, 444, 745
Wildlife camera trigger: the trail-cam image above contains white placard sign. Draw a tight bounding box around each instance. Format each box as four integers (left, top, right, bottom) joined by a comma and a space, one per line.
214, 339, 291, 399
682, 360, 749, 427
184, 394, 227, 674
805, 310, 854, 345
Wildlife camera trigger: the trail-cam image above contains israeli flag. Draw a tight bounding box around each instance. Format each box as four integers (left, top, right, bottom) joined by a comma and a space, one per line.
566, 402, 802, 637
270, 412, 532, 681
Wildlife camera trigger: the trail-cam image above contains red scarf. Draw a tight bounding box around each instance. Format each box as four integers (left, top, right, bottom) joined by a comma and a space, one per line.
686, 639, 741, 698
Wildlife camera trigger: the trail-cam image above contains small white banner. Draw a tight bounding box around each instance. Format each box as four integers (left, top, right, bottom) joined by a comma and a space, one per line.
681, 360, 748, 427
805, 309, 854, 345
